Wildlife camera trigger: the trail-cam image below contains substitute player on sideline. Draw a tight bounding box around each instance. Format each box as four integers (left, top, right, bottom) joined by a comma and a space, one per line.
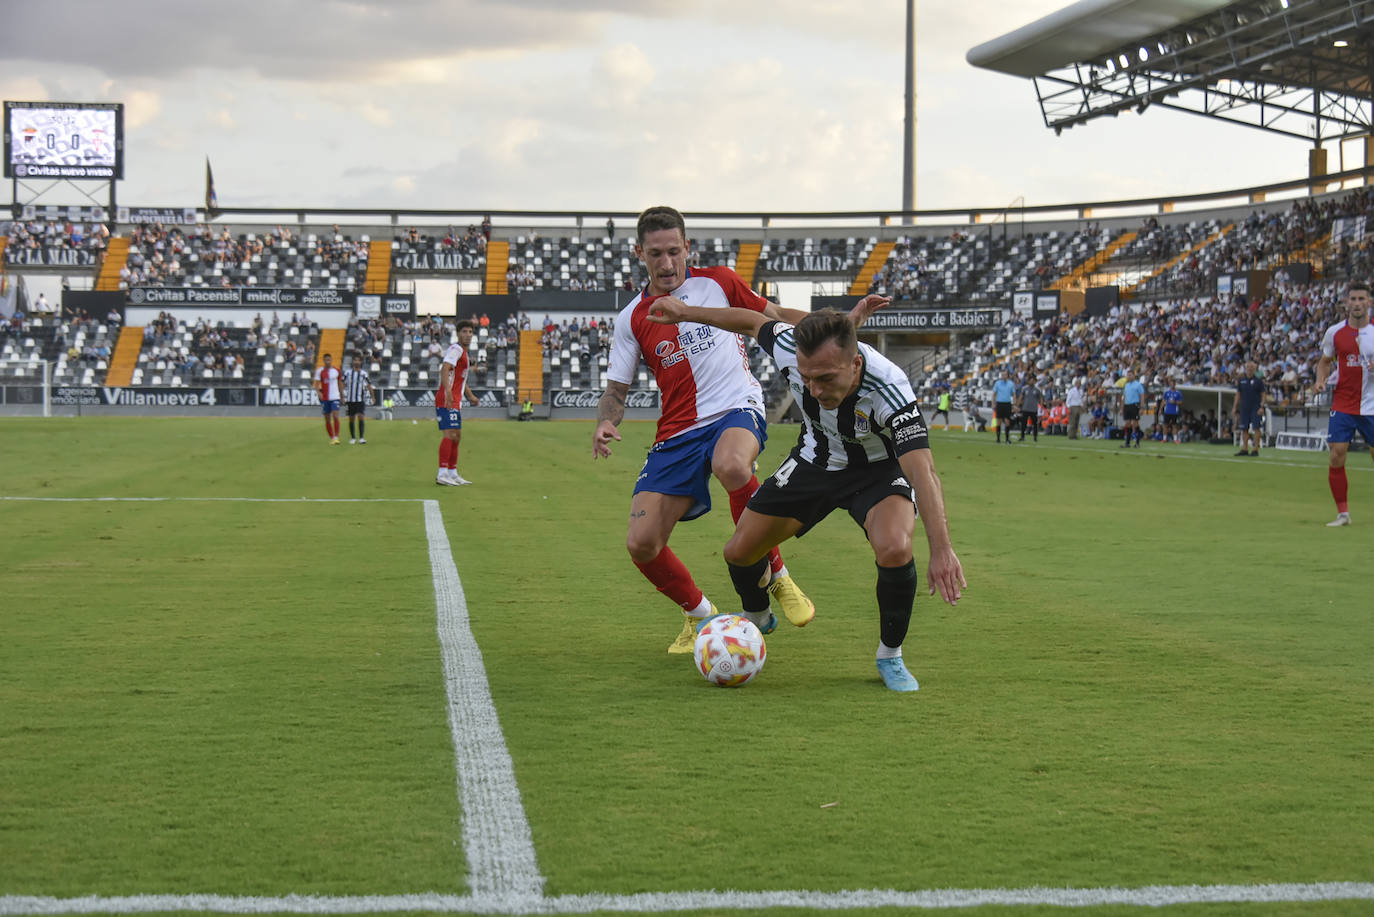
436, 320, 480, 486
1311, 282, 1374, 526
593, 205, 876, 654
342, 354, 376, 444
313, 352, 344, 445
646, 301, 964, 692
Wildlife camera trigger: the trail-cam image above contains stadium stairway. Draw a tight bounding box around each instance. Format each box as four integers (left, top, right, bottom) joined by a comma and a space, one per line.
1296, 231, 1330, 275
517, 329, 543, 403
735, 242, 762, 286
95, 237, 131, 291
317, 328, 346, 367
1123, 223, 1233, 298
1049, 230, 1137, 291
363, 239, 392, 293
485, 240, 510, 294
848, 240, 895, 295
104, 326, 144, 386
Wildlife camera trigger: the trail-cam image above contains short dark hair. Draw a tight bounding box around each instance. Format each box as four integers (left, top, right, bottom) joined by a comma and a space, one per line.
1348, 281, 1371, 296
455, 319, 476, 332
636, 206, 686, 243
793, 309, 856, 357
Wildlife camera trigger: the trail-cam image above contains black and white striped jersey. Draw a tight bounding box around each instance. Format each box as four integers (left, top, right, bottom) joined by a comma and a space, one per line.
758, 321, 929, 471
341, 368, 372, 403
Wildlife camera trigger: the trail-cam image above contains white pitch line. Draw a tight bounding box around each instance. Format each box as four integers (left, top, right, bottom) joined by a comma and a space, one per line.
0, 496, 425, 503
423, 500, 545, 908
2, 882, 1373, 914
936, 432, 1374, 471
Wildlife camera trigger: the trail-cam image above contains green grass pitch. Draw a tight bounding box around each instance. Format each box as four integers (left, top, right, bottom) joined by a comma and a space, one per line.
0, 416, 1370, 916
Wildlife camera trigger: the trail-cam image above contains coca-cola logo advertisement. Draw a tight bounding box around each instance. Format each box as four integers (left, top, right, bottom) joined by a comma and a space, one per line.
550, 390, 659, 409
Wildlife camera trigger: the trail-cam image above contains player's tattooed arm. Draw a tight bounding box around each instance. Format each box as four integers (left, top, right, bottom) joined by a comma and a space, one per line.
593, 380, 631, 459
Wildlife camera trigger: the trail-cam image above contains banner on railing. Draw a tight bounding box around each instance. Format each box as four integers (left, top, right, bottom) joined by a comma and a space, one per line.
860, 308, 1005, 331
5, 246, 99, 268
1, 385, 507, 408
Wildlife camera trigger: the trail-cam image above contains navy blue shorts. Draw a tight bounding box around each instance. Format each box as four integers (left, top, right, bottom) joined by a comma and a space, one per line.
1328, 410, 1374, 445
1237, 407, 1262, 432
436, 407, 463, 431
320, 399, 340, 416
633, 409, 766, 522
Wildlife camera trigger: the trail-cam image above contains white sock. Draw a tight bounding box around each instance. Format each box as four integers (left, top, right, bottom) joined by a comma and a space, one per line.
686, 597, 712, 618
771, 563, 789, 582
876, 642, 902, 660
742, 609, 772, 629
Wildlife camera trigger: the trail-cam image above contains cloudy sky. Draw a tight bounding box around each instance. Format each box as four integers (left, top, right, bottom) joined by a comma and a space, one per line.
0, 0, 1323, 217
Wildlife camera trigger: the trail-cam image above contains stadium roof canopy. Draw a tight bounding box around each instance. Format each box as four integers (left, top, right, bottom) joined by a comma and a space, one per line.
967, 0, 1374, 142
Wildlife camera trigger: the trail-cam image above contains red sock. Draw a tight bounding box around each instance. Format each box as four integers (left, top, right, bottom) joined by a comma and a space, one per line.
727, 476, 785, 576
1329, 467, 1349, 513
332, 417, 340, 437
438, 439, 454, 469
633, 547, 703, 611
325, 417, 334, 438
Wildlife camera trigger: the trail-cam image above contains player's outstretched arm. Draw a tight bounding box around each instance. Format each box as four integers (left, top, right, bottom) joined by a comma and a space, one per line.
898, 448, 965, 607
762, 302, 810, 324
593, 379, 630, 459
848, 293, 892, 329
645, 297, 768, 338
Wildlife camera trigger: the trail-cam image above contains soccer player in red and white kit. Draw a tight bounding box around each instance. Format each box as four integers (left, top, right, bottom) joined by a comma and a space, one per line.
436, 319, 481, 485
313, 352, 344, 444
1312, 282, 1374, 526
592, 206, 885, 654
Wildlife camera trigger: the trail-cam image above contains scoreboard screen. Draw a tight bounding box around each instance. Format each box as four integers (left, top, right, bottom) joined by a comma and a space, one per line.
4, 101, 124, 180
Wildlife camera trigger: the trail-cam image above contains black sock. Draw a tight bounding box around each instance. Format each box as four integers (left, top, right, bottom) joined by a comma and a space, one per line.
875, 560, 918, 649
349, 418, 356, 438
358, 418, 365, 438
727, 557, 772, 615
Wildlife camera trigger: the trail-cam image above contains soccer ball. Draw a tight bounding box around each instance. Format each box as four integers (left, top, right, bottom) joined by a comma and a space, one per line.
693, 614, 766, 687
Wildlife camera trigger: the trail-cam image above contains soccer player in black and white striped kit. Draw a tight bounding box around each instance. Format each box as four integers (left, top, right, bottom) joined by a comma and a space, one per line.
341, 355, 376, 444
646, 301, 965, 692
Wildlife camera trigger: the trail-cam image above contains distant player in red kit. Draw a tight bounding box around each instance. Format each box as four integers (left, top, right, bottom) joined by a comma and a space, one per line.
313, 353, 343, 444
1312, 281, 1374, 526
591, 205, 886, 654
436, 319, 480, 486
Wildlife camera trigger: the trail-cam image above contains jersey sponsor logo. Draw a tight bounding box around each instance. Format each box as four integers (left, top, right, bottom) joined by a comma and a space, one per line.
657, 326, 718, 370
889, 405, 927, 432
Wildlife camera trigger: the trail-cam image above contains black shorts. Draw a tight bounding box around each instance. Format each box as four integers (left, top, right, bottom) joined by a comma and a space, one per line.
995, 402, 1014, 421
750, 453, 915, 538
346, 401, 366, 417
1162, 412, 1180, 425
1123, 404, 1141, 422
1020, 411, 1038, 425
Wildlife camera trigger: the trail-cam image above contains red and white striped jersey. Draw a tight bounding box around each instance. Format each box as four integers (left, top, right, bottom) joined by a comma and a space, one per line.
1320, 319, 1374, 415
606, 266, 768, 443
436, 343, 470, 409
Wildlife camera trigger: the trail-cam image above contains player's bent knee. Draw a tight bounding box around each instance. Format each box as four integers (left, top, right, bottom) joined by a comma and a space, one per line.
723, 536, 769, 567
870, 532, 913, 568
625, 536, 666, 565
711, 459, 753, 491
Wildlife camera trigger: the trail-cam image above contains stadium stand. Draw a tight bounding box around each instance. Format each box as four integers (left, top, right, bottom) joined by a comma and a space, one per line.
118, 224, 369, 290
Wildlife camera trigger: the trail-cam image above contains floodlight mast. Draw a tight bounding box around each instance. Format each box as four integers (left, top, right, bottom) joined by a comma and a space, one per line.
902, 0, 917, 225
